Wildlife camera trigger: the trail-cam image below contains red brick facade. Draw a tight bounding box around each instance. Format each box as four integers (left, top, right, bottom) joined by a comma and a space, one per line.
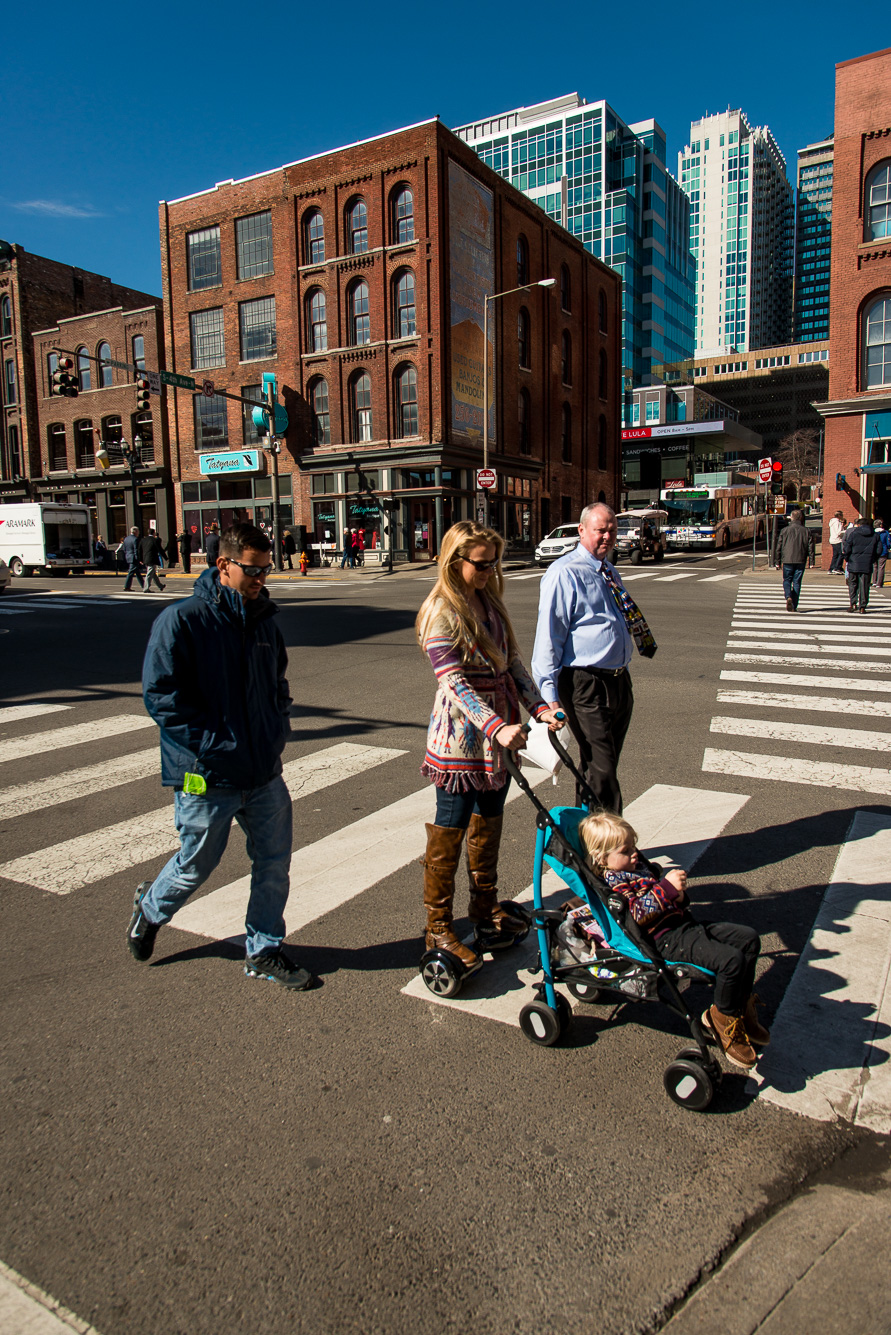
160, 120, 620, 559
819, 47, 891, 563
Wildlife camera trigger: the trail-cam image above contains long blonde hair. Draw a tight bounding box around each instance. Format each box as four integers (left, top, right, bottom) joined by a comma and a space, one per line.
415, 520, 519, 670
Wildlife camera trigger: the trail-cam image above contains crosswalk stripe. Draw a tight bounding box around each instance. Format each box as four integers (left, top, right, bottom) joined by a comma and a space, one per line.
654, 572, 699, 582
717, 554, 741, 561
729, 629, 891, 645
728, 639, 891, 658
0, 714, 156, 765
0, 703, 71, 725
0, 747, 159, 821
721, 668, 891, 693
709, 715, 891, 752
171, 766, 552, 942
703, 747, 891, 795
0, 606, 32, 615
0, 742, 406, 894
717, 689, 891, 718
732, 619, 891, 634
750, 810, 891, 1134
725, 651, 891, 672
399, 784, 751, 1025
698, 574, 740, 582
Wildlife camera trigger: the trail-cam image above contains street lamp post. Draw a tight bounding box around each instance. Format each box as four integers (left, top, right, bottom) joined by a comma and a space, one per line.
482, 278, 556, 523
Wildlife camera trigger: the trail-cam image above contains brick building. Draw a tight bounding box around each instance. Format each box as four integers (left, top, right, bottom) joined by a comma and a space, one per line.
159, 118, 621, 560
32, 303, 173, 544
0, 242, 159, 505
816, 47, 891, 557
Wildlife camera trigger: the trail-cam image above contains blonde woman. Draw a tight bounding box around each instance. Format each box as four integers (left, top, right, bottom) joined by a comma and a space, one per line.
416, 520, 562, 972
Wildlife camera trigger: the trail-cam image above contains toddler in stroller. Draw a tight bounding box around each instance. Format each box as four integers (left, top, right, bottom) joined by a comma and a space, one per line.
579, 810, 769, 1071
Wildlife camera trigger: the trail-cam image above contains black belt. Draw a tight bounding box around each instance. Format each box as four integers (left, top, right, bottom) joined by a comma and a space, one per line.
577, 664, 628, 678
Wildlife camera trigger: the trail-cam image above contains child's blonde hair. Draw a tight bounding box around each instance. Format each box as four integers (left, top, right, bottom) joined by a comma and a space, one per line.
578, 810, 637, 872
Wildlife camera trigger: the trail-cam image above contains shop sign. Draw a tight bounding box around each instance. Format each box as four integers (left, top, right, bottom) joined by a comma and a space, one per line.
198, 450, 262, 476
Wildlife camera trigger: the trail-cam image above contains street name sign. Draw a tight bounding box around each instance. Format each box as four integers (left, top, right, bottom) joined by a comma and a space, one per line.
159, 371, 196, 391
758, 457, 773, 483
198, 450, 263, 476
476, 468, 497, 490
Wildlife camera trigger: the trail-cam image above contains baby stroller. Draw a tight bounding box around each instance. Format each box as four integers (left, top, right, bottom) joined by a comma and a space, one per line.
503, 737, 723, 1111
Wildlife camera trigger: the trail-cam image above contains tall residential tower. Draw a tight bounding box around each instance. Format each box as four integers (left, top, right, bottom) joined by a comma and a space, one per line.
453, 94, 695, 392
679, 109, 793, 355
794, 136, 833, 344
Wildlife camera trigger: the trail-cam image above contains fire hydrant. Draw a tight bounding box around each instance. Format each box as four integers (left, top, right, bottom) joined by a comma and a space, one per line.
299, 550, 309, 577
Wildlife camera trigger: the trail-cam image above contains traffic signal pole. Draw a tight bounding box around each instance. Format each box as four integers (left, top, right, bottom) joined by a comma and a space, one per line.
267, 378, 282, 572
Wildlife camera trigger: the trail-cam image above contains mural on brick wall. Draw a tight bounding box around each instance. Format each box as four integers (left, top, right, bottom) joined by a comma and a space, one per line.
448, 159, 495, 446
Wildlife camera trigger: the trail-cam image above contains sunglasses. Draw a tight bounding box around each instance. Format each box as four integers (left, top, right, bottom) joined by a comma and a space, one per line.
225, 558, 274, 578
462, 558, 498, 572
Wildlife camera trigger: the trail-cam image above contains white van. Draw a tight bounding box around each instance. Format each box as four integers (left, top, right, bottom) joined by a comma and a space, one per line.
0, 503, 92, 576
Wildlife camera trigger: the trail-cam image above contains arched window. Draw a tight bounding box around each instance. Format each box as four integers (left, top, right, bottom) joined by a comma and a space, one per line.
599, 348, 608, 400
133, 410, 154, 459
310, 378, 330, 445
518, 388, 530, 455
866, 163, 891, 241
560, 264, 571, 313
561, 403, 572, 463
517, 235, 529, 287
393, 270, 416, 338
348, 198, 368, 254
77, 346, 91, 392
597, 489, 606, 504
350, 371, 373, 442
304, 209, 325, 264
561, 330, 572, 385
74, 420, 94, 468
598, 289, 607, 334
395, 364, 418, 437
132, 335, 145, 372
518, 307, 530, 369
348, 280, 370, 346
98, 342, 113, 388
306, 288, 327, 352
48, 423, 67, 471
865, 294, 891, 388
598, 415, 608, 471
392, 187, 414, 244
0, 295, 10, 336
101, 414, 122, 444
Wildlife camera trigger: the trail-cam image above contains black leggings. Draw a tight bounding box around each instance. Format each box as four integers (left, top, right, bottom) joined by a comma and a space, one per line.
657, 918, 760, 1016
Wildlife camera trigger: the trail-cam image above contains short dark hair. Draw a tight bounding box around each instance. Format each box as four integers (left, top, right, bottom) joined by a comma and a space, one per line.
219, 523, 272, 559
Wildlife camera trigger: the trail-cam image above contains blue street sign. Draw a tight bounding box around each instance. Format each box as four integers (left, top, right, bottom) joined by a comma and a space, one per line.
198, 450, 263, 476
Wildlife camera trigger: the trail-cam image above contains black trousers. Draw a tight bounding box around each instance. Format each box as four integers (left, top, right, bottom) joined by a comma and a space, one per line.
657, 918, 760, 1016
848, 571, 871, 609
558, 666, 633, 813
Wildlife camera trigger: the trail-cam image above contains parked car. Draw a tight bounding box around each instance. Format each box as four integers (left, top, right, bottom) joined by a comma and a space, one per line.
0, 557, 11, 594
611, 508, 668, 564
534, 523, 581, 565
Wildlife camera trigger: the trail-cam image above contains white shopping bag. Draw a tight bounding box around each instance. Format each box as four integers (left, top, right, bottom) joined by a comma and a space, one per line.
518, 717, 564, 782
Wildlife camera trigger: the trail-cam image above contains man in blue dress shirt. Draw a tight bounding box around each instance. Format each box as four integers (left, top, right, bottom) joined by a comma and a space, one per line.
532, 504, 634, 812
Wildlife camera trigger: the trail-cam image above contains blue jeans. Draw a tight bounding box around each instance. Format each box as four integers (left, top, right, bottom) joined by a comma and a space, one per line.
434, 778, 510, 829
142, 775, 292, 958
829, 543, 844, 572
782, 563, 805, 608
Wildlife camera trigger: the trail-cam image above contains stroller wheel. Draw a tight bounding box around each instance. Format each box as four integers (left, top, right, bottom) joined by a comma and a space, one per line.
419, 949, 463, 998
519, 993, 571, 1046
663, 1058, 714, 1111
566, 977, 603, 1004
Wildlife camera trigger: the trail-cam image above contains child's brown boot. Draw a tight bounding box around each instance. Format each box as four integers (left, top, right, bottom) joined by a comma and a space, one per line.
743, 993, 771, 1046
702, 1005, 757, 1069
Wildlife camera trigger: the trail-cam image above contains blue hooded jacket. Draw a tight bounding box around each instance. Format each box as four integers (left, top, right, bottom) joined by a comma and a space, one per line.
142, 567, 292, 790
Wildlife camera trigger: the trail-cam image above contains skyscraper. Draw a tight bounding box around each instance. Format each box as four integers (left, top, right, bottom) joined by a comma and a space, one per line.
794, 136, 833, 344
453, 93, 695, 393
679, 110, 793, 355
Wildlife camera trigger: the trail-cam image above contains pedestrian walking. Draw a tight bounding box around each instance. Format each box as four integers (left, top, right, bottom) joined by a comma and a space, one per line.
140, 532, 166, 593
117, 527, 142, 591
205, 521, 220, 568
415, 519, 562, 971
340, 530, 355, 569
531, 503, 656, 814
828, 510, 846, 573
872, 518, 890, 588
177, 530, 192, 576
843, 516, 882, 613
776, 510, 815, 612
128, 522, 314, 990
282, 529, 296, 570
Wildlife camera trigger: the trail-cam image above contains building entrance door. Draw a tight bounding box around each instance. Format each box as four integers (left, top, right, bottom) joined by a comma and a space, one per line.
411, 502, 434, 560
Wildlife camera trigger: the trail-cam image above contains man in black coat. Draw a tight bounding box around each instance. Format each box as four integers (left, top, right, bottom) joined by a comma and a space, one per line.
118, 527, 141, 590
843, 516, 882, 613
139, 532, 166, 593
177, 531, 192, 575
205, 522, 220, 568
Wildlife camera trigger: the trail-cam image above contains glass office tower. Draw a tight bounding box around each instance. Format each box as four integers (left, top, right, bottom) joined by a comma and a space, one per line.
794, 136, 833, 344
453, 93, 696, 394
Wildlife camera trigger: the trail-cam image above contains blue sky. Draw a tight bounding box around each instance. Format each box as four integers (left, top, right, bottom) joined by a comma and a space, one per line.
0, 2, 881, 299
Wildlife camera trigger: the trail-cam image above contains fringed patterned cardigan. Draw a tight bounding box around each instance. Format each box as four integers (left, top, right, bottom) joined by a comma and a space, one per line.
421, 597, 550, 792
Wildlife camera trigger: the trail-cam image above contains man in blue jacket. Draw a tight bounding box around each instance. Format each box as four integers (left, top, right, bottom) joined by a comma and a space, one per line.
128, 522, 313, 989
118, 526, 141, 591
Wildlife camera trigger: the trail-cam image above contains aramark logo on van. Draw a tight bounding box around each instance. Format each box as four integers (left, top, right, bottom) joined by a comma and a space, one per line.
0, 518, 38, 529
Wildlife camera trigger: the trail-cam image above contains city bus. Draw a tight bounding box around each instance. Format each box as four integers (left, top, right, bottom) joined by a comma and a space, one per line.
659, 482, 765, 551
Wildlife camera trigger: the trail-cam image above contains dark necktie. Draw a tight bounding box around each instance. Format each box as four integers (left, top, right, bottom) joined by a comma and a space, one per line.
601, 563, 657, 659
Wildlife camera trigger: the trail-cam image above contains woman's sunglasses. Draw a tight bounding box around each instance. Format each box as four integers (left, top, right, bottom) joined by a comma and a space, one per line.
461, 557, 498, 572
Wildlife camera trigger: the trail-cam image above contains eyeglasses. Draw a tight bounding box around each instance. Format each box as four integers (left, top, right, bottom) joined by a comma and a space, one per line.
462, 558, 498, 572
225, 558, 274, 578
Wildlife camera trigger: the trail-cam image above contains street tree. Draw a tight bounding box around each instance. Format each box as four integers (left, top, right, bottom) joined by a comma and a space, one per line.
775, 428, 822, 500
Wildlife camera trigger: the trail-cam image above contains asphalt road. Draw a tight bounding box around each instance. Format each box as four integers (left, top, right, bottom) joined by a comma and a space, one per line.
0, 552, 883, 1335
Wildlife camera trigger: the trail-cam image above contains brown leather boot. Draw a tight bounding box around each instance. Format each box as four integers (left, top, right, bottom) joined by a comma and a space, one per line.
702, 1005, 757, 1069
465, 812, 527, 948
422, 823, 479, 969
744, 993, 771, 1046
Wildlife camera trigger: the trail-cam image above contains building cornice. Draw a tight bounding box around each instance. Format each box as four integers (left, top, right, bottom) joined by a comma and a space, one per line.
813, 393, 891, 417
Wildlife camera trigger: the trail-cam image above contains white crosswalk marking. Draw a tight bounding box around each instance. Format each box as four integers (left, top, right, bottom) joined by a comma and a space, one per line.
717, 688, 891, 718
654, 572, 699, 582
704, 748, 891, 795
0, 747, 159, 821
698, 574, 740, 582
0, 703, 71, 725
729, 629, 891, 645
727, 638, 891, 657
725, 651, 891, 671
721, 669, 891, 693
0, 742, 406, 894
0, 714, 155, 765
710, 716, 891, 750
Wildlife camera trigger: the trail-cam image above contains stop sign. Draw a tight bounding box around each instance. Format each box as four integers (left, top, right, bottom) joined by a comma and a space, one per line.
476, 468, 497, 490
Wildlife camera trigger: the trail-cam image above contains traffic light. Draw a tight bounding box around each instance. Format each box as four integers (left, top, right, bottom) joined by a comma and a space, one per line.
771, 459, 784, 495
51, 356, 78, 397
135, 377, 151, 412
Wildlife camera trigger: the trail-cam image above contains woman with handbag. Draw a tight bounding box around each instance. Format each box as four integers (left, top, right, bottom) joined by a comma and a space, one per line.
415, 520, 562, 971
